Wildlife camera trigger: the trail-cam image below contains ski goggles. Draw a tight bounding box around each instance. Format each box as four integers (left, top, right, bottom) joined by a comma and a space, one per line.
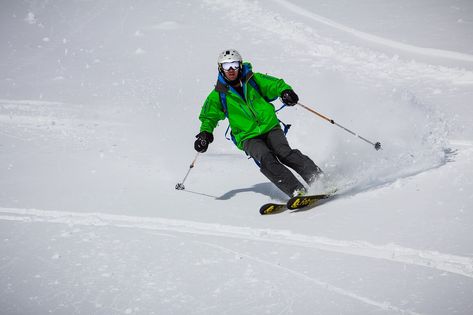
221, 61, 240, 71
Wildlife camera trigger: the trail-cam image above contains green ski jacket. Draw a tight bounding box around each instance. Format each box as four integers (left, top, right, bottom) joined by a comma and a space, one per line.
198, 62, 292, 150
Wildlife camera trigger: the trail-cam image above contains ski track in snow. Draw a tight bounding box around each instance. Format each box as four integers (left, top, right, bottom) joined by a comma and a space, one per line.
1, 207, 472, 280
197, 241, 421, 315
273, 0, 473, 63
204, 0, 473, 85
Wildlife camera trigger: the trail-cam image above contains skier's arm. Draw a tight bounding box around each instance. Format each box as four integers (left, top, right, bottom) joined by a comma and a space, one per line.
198, 92, 226, 134
252, 72, 293, 101
194, 93, 224, 153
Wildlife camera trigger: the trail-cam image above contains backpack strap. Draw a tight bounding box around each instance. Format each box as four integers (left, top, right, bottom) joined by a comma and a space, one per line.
215, 80, 237, 144
279, 119, 291, 135
215, 80, 229, 117
218, 92, 228, 118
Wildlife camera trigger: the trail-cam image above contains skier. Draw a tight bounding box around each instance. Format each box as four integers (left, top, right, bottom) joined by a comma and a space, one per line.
194, 49, 322, 197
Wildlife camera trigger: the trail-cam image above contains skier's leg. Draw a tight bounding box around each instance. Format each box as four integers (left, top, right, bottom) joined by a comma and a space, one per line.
259, 152, 306, 197
244, 137, 305, 197
266, 128, 323, 185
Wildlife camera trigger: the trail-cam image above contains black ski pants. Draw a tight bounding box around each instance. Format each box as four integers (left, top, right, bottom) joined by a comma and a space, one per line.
243, 127, 322, 197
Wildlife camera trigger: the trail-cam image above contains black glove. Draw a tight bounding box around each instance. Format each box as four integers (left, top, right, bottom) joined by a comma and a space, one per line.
194, 131, 214, 153
281, 89, 299, 106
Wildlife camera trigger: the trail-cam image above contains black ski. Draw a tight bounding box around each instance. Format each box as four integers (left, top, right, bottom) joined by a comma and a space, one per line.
260, 192, 335, 215
259, 203, 287, 215
286, 193, 332, 210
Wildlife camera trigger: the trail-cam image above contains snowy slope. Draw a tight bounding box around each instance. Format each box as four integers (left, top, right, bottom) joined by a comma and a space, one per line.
1, 0, 473, 314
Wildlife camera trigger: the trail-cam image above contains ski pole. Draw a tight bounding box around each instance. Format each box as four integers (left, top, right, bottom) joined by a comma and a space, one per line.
175, 152, 200, 190
297, 102, 382, 151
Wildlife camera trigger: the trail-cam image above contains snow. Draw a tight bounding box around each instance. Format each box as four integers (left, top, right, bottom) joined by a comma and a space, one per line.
273, 0, 473, 63
1, 0, 472, 314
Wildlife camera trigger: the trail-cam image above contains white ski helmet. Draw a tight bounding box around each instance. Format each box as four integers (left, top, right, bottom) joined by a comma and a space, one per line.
217, 49, 242, 66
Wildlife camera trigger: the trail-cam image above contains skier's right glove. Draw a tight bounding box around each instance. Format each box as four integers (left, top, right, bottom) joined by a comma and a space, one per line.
280, 89, 299, 106
194, 131, 214, 153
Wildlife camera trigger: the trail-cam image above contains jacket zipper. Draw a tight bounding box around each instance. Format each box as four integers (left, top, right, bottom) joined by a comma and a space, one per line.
243, 74, 261, 126
229, 81, 261, 127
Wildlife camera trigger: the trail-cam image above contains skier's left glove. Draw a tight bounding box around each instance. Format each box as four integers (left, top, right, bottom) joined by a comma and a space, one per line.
194, 131, 214, 153
281, 89, 299, 106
